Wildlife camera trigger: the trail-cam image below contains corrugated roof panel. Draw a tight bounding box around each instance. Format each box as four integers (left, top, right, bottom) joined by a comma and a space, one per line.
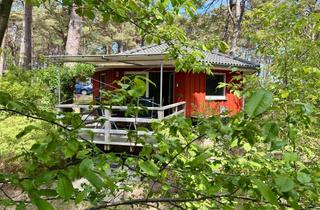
119, 44, 259, 68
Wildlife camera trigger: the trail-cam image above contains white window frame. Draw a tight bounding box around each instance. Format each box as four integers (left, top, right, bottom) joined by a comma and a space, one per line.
205, 72, 227, 101
124, 71, 149, 97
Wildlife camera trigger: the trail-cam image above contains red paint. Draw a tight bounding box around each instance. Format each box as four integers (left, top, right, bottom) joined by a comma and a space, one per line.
93, 68, 243, 117
92, 72, 100, 97
174, 70, 242, 117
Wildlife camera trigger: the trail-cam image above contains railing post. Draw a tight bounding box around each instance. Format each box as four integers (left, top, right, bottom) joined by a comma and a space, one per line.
104, 109, 111, 148
183, 103, 186, 117
157, 110, 164, 120
73, 105, 80, 113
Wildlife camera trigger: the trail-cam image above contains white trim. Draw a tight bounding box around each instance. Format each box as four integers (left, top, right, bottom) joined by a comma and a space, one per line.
124, 71, 149, 97
160, 62, 163, 107
205, 72, 227, 101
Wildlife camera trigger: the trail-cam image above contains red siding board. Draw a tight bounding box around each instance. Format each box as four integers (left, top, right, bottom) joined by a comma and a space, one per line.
92, 72, 100, 98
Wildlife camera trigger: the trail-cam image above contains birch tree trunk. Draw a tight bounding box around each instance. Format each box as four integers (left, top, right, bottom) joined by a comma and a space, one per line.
0, 0, 13, 46
65, 4, 81, 56
229, 0, 245, 56
19, 0, 32, 70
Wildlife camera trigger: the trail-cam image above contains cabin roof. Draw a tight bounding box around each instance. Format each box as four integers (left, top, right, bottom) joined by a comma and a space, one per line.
48, 44, 259, 71
119, 44, 259, 69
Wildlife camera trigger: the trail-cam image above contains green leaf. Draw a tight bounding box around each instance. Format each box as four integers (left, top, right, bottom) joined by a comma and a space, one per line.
139, 160, 159, 177
57, 174, 74, 200
0, 91, 12, 105
297, 172, 311, 184
283, 152, 298, 163
255, 180, 279, 206
35, 171, 57, 185
79, 159, 104, 191
243, 143, 251, 152
84, 171, 105, 191
0, 199, 15, 206
263, 122, 279, 141
189, 152, 212, 167
75, 190, 87, 204
16, 202, 26, 210
31, 196, 54, 210
275, 176, 295, 192
16, 125, 38, 139
245, 89, 272, 117
79, 159, 94, 175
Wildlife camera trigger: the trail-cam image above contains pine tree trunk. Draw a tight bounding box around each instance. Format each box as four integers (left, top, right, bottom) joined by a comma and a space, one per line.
229, 0, 245, 56
0, 0, 13, 46
19, 20, 25, 66
0, 31, 6, 76
19, 1, 32, 70
65, 4, 81, 56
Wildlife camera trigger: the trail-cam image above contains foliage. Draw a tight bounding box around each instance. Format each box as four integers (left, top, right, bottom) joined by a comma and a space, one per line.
0, 76, 319, 209
36, 63, 95, 103
0, 0, 319, 209
0, 66, 55, 109
0, 116, 36, 158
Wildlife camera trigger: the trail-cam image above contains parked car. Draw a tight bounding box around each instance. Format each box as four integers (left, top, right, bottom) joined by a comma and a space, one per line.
75, 82, 93, 95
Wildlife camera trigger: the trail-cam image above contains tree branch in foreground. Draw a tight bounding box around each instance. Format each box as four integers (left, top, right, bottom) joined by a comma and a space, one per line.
85, 194, 291, 210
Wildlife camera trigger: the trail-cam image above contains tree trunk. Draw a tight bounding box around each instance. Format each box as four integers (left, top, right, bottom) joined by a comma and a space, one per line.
19, 1, 32, 70
117, 41, 123, 53
0, 0, 13, 46
222, 12, 231, 42
140, 35, 145, 47
229, 0, 245, 56
0, 31, 6, 75
65, 4, 81, 55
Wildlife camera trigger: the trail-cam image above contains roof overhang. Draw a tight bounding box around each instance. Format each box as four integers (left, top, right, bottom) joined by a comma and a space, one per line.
47, 54, 258, 72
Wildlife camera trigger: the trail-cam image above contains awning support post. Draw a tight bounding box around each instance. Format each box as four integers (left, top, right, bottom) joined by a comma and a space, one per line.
160, 62, 163, 107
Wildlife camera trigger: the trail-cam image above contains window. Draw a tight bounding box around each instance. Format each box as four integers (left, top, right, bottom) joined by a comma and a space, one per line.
205, 73, 226, 100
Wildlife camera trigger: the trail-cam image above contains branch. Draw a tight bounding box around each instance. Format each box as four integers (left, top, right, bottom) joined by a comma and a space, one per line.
159, 134, 206, 172
0, 108, 97, 146
227, 0, 236, 25
85, 193, 291, 210
0, 108, 70, 130
85, 196, 213, 210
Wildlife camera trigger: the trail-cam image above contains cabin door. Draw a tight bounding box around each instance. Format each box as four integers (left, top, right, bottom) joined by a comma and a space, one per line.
148, 72, 173, 106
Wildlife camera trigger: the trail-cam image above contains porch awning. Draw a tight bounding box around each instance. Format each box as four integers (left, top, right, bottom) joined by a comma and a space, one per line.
47, 44, 259, 72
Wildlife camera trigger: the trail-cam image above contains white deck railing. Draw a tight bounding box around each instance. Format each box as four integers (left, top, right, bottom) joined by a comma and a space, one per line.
56, 101, 186, 147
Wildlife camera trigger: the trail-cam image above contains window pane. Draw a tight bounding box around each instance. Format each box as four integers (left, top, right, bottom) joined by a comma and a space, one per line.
206, 74, 225, 96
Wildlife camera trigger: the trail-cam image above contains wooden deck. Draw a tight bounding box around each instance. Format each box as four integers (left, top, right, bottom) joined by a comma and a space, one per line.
57, 101, 186, 148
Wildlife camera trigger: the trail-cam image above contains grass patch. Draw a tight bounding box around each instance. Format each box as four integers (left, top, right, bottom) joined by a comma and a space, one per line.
0, 115, 45, 172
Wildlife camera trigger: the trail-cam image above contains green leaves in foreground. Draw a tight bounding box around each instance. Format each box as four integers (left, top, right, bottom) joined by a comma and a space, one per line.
245, 89, 273, 118
139, 160, 159, 177
79, 159, 105, 191
262, 122, 279, 142
189, 152, 211, 167
57, 174, 74, 200
275, 176, 295, 192
255, 180, 279, 206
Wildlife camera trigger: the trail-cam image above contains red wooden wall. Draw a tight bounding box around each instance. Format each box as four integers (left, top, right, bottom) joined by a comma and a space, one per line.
174, 70, 242, 117
92, 68, 243, 117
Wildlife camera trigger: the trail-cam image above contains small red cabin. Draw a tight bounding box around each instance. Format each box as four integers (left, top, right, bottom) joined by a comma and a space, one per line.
90, 44, 258, 117
53, 44, 258, 117
52, 44, 258, 147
